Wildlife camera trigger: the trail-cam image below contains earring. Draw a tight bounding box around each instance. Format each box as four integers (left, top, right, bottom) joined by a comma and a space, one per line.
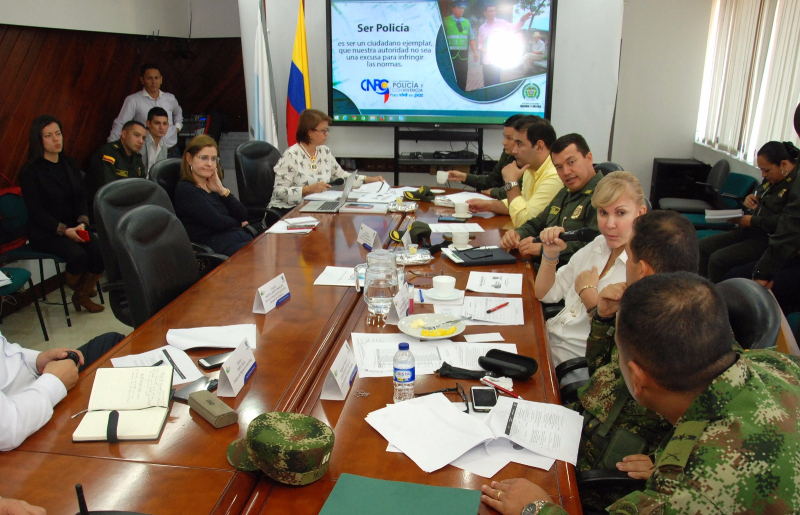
190, 165, 193, 172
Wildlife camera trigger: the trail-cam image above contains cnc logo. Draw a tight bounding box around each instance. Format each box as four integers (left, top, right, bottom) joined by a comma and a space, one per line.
361, 79, 390, 103
522, 83, 541, 99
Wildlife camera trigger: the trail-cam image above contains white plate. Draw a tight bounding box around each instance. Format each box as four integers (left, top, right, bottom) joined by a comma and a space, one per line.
397, 314, 467, 340
425, 289, 463, 300
430, 189, 446, 194
448, 244, 473, 251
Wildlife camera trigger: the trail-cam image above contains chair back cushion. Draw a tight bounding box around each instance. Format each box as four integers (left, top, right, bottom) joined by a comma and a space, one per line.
707, 159, 731, 193
720, 173, 759, 209
234, 141, 281, 209
0, 187, 29, 253
115, 205, 198, 328
150, 158, 183, 204
593, 162, 624, 176
717, 278, 782, 349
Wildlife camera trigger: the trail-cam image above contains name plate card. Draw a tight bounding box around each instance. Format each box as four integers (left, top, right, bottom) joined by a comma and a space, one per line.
217, 339, 257, 397
357, 224, 382, 251
253, 273, 291, 314
386, 283, 414, 325
320, 341, 358, 401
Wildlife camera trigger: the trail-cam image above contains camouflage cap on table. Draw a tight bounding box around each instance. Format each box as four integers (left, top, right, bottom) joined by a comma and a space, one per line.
227, 412, 335, 485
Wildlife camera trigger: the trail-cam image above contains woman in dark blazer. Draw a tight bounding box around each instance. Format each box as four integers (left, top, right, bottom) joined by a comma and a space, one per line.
174, 135, 253, 257
18, 115, 105, 313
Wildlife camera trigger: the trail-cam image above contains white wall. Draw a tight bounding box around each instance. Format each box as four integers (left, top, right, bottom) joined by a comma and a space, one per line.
0, 0, 240, 38
611, 0, 713, 194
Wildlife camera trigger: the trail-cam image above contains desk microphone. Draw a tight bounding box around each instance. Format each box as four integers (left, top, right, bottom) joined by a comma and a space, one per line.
532, 227, 600, 243
327, 178, 345, 186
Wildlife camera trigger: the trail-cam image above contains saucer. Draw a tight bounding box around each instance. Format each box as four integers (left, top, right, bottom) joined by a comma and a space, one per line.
424, 289, 463, 301
430, 189, 446, 194
448, 244, 473, 251
453, 213, 473, 219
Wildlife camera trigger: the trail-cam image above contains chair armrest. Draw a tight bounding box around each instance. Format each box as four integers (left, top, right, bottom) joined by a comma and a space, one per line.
195, 252, 228, 277
559, 380, 587, 406
101, 280, 124, 293
191, 242, 214, 254
555, 356, 588, 382
576, 469, 647, 489
244, 224, 259, 237
196, 253, 228, 266
263, 208, 284, 229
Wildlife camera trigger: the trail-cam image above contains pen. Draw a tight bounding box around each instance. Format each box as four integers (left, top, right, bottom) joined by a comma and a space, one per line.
151, 360, 164, 367
419, 289, 424, 303
162, 349, 185, 379
481, 378, 523, 400
486, 302, 509, 314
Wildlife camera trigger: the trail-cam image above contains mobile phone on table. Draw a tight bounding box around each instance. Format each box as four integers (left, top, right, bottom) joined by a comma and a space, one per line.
438, 216, 467, 223
198, 351, 233, 370
173, 376, 218, 402
471, 385, 499, 412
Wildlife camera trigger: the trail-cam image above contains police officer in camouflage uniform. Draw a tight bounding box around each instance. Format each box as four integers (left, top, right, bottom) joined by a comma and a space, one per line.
480, 272, 800, 515
86, 120, 146, 201
443, 1, 478, 91
500, 133, 601, 266
447, 114, 524, 199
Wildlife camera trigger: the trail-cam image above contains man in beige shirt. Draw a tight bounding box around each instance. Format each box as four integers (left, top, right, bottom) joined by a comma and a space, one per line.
467, 116, 562, 227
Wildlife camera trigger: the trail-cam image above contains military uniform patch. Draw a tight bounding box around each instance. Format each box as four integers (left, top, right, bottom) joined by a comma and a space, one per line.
550, 206, 561, 215
583, 189, 593, 195
571, 205, 584, 219
656, 420, 707, 469
779, 189, 787, 197
116, 170, 128, 178
102, 155, 115, 165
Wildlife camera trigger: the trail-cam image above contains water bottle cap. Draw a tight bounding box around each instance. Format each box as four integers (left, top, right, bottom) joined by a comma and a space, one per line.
398, 342, 409, 350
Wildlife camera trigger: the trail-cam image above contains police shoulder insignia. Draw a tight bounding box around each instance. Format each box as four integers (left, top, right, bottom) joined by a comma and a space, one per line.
583, 189, 593, 195
571, 205, 584, 219
779, 189, 787, 197
102, 155, 115, 164
550, 206, 561, 215
656, 420, 707, 470
116, 170, 128, 178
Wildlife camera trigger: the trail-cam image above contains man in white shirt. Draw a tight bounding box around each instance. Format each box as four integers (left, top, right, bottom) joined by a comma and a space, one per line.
0, 331, 123, 451
108, 64, 183, 149
478, 4, 531, 86
142, 107, 169, 178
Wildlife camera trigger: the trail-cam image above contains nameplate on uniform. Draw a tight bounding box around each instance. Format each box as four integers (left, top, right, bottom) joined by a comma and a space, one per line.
357, 224, 381, 251
385, 283, 414, 325
253, 273, 291, 314
320, 341, 358, 401
217, 339, 257, 397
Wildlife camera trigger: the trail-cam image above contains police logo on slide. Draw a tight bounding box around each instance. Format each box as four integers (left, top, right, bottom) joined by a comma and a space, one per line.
522, 83, 541, 100
361, 79, 390, 103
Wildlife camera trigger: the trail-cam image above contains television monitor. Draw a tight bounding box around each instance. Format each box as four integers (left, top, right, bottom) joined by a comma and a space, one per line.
327, 0, 556, 127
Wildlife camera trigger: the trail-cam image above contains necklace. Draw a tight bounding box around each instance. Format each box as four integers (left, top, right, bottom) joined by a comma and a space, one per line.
299, 143, 318, 171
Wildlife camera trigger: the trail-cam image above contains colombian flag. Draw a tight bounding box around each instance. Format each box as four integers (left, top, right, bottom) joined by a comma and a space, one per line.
287, 0, 311, 146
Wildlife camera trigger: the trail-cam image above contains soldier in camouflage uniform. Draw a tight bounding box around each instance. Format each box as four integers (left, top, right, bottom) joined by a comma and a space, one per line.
480, 273, 800, 514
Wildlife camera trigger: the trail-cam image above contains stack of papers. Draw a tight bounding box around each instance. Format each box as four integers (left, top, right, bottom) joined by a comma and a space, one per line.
111, 345, 202, 386
266, 216, 320, 235
314, 266, 361, 287
428, 223, 485, 233
166, 324, 258, 350
434, 297, 524, 325
351, 333, 517, 377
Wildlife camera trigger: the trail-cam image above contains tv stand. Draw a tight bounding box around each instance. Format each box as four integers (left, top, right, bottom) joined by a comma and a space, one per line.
392, 127, 483, 185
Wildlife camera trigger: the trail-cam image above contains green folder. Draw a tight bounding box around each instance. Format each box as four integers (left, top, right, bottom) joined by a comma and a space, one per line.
319, 473, 481, 514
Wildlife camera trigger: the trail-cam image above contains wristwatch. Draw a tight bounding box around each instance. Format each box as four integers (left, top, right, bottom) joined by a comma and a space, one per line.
522, 501, 548, 515
504, 181, 519, 191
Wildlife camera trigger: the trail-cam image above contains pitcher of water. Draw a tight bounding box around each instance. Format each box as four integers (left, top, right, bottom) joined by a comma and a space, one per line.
354, 250, 399, 316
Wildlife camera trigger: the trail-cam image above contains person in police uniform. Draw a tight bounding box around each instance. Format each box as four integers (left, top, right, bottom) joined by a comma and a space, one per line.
87, 120, 147, 201
699, 140, 799, 283
443, 1, 478, 91
500, 133, 601, 266
480, 272, 800, 515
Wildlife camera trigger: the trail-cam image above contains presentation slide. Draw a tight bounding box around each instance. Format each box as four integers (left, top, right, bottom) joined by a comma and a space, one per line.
329, 0, 553, 126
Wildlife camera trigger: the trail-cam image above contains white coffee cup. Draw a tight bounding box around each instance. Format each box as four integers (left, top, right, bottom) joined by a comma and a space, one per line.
436, 170, 448, 184
451, 231, 470, 248
432, 275, 456, 297
454, 202, 469, 217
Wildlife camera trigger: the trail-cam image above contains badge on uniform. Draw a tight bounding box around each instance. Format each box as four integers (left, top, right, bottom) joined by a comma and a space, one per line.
550, 206, 561, 215
102, 155, 115, 165
779, 189, 787, 197
571, 205, 584, 219
583, 189, 593, 195
116, 170, 128, 177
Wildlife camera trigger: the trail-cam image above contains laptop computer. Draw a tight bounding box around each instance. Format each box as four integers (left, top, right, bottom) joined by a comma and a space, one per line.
300, 172, 359, 213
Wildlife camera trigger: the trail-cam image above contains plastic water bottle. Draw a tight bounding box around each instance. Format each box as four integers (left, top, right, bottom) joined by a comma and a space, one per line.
393, 342, 415, 403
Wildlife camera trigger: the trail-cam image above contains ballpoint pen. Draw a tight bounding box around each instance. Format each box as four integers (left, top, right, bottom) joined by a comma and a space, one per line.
151, 360, 164, 367
486, 302, 509, 313
481, 377, 523, 399
419, 289, 424, 303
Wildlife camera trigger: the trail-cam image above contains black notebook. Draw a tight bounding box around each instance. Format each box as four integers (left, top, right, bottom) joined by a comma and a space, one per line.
452, 247, 518, 266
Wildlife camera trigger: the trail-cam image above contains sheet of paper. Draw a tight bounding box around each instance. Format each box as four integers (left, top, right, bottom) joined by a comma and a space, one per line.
466, 272, 523, 295
351, 333, 517, 376
414, 287, 465, 305
253, 273, 291, 314
110, 345, 202, 386
314, 266, 363, 287
435, 298, 524, 326
470, 211, 496, 219
440, 192, 494, 203
355, 192, 397, 203
265, 220, 316, 234
284, 216, 318, 225
484, 438, 556, 471
450, 443, 510, 478
391, 186, 422, 194
88, 366, 173, 411
217, 339, 257, 397
352, 180, 390, 194
167, 324, 257, 350
366, 394, 496, 473
486, 396, 583, 465
428, 223, 485, 233
464, 333, 505, 343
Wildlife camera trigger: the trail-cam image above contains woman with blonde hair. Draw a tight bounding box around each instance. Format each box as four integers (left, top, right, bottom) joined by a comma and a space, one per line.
534, 171, 647, 365
174, 135, 252, 257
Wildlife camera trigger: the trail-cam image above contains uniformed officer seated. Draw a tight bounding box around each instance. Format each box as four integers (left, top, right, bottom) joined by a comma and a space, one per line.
500, 133, 601, 266
86, 119, 147, 202
480, 272, 800, 515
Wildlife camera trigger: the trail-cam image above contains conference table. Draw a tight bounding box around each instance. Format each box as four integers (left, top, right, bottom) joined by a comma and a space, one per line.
4, 191, 580, 514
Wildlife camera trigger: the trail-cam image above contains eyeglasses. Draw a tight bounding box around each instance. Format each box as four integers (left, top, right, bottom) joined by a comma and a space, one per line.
196, 155, 220, 164
313, 128, 331, 135
415, 382, 469, 413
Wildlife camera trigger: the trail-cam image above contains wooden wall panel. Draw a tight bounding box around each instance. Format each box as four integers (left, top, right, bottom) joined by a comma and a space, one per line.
0, 25, 247, 187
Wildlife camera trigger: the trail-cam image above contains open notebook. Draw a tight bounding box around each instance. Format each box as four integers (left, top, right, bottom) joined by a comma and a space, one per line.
73, 366, 173, 442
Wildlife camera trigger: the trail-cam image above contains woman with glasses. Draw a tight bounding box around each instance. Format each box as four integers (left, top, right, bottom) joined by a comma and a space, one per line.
268, 109, 383, 214
174, 135, 253, 257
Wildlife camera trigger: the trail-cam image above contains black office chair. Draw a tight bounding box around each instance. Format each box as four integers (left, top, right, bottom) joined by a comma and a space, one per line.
593, 162, 624, 176
149, 158, 183, 205
717, 278, 782, 349
658, 159, 731, 213
94, 179, 177, 327
114, 205, 225, 328
234, 140, 284, 229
